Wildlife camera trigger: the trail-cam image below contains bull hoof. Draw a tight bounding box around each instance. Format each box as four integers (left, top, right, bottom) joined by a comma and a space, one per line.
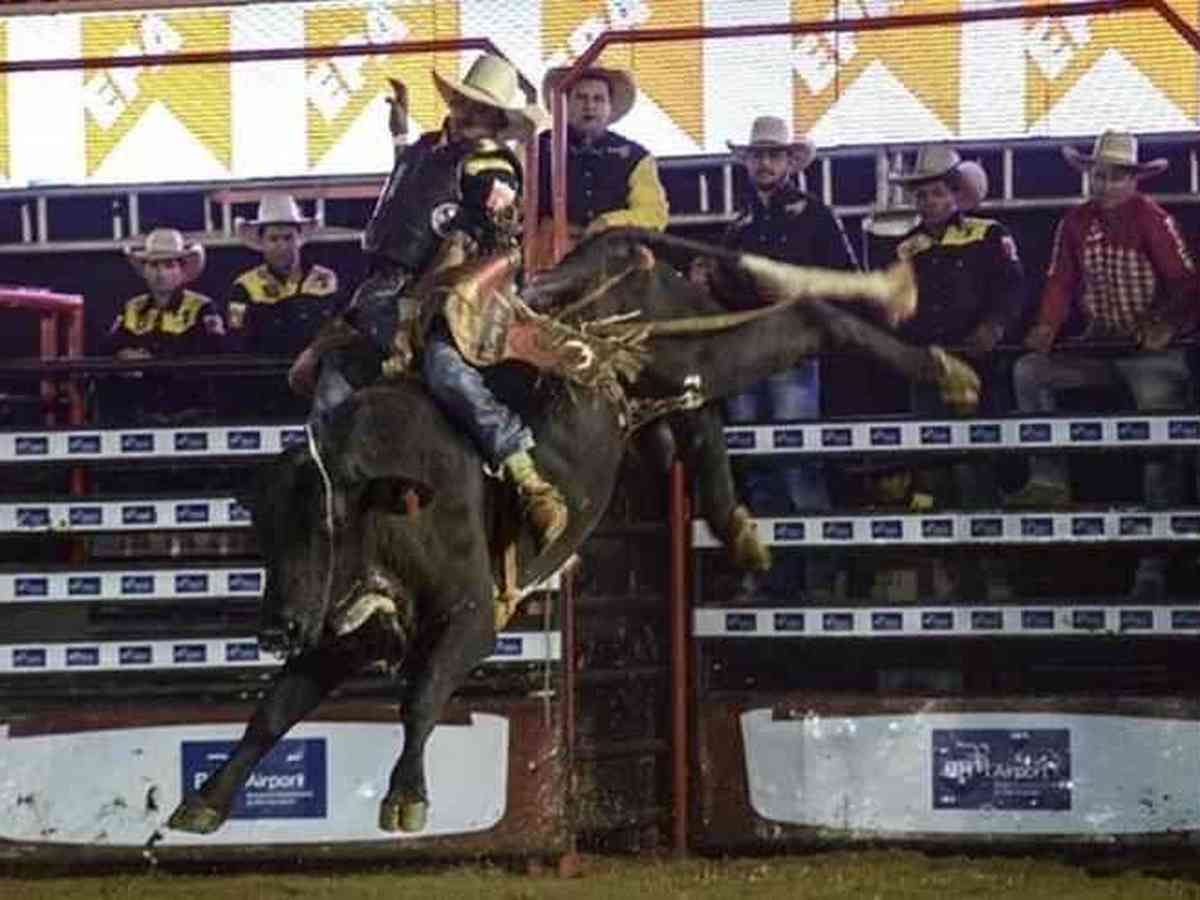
167, 797, 227, 835
928, 346, 980, 414
379, 791, 428, 833
729, 505, 771, 572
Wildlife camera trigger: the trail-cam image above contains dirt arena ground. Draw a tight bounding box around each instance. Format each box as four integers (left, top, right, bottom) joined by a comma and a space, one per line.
4, 849, 1200, 899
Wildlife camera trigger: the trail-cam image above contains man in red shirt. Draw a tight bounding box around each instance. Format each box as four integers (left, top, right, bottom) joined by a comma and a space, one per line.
1008, 131, 1197, 601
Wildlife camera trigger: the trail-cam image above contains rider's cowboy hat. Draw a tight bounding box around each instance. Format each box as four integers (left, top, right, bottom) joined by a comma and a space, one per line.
433, 54, 548, 141
541, 65, 637, 125
889, 144, 988, 212
235, 194, 314, 251
727, 116, 817, 171
1062, 130, 1168, 178
124, 228, 205, 283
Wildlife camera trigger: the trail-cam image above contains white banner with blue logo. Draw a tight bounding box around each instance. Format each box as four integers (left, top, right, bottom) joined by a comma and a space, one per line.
0, 716, 508, 845
739, 710, 1200, 835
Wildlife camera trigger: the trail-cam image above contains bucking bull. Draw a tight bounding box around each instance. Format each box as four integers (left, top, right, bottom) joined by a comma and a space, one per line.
167, 228, 978, 835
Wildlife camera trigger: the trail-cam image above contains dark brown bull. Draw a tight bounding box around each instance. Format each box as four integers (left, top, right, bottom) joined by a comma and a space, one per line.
166, 228, 976, 835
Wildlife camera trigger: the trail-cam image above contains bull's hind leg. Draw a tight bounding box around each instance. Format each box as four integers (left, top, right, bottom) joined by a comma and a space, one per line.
167, 643, 358, 834
379, 580, 495, 833
673, 406, 770, 572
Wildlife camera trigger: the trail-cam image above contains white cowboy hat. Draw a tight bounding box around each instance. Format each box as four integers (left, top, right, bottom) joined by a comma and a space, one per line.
1062, 130, 1168, 178
235, 194, 314, 250
124, 228, 205, 283
433, 54, 548, 141
726, 116, 817, 171
888, 145, 988, 212
541, 65, 637, 126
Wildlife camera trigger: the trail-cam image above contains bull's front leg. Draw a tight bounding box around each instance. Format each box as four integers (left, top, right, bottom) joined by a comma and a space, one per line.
672, 405, 770, 573
379, 580, 495, 833
167, 644, 357, 834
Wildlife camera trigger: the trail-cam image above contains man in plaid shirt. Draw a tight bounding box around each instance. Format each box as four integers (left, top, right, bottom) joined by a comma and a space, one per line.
1008, 131, 1197, 601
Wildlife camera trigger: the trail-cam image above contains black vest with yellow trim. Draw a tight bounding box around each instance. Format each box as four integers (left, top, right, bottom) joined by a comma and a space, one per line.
363, 133, 520, 276
227, 263, 339, 356
108, 289, 218, 357
537, 128, 647, 227
895, 214, 1010, 346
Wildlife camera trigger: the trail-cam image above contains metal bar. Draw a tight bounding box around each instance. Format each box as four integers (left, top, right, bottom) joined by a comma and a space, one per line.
559, 556, 579, 868
38, 314, 57, 427
0, 0, 265, 16
1003, 148, 1014, 201
569, 2, 1145, 71
698, 173, 709, 214
668, 461, 689, 856
0, 288, 83, 314
128, 192, 140, 238
0, 36, 503, 74
35, 195, 48, 244
522, 130, 540, 276
1148, 0, 1200, 51
551, 85, 569, 263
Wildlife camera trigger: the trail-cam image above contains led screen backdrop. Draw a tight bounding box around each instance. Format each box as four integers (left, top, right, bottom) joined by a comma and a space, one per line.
0, 0, 1196, 188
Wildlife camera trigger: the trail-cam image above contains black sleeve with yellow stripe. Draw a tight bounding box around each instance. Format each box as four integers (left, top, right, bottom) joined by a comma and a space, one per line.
226, 264, 340, 357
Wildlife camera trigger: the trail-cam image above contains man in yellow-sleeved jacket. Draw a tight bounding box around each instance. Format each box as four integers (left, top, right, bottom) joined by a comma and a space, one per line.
226, 194, 341, 359
531, 65, 668, 268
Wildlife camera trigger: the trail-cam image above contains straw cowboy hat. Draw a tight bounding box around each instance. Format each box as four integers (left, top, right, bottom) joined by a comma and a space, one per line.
541, 65, 637, 125
889, 145, 988, 211
433, 54, 548, 141
235, 194, 314, 251
124, 228, 205, 283
727, 116, 817, 171
1062, 130, 1168, 178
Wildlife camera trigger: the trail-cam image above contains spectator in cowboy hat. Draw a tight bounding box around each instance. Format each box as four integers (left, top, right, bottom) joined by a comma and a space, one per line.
531, 63, 668, 267
100, 228, 226, 424
888, 144, 1026, 601
1007, 130, 1197, 602
226, 194, 340, 360
708, 115, 859, 603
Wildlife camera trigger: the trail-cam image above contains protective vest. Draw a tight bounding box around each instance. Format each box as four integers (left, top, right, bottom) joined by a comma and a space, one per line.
362, 132, 477, 275
537, 129, 647, 227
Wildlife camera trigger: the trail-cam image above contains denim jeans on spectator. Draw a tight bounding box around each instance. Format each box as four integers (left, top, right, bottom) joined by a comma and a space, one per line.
1013, 349, 1191, 507
1013, 348, 1192, 594
724, 360, 837, 599
909, 381, 998, 509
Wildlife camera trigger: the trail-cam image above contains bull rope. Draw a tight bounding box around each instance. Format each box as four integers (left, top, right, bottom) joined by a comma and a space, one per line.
306, 422, 338, 628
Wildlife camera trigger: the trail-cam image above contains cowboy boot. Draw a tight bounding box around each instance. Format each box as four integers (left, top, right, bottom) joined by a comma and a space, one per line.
503, 451, 568, 551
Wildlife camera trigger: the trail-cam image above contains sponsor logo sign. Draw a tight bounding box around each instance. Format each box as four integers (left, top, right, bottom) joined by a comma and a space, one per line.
933, 728, 1071, 810
182, 738, 327, 819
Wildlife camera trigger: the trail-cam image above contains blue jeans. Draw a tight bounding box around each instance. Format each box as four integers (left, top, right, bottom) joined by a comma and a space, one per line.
724, 361, 837, 598
724, 361, 829, 514
422, 319, 533, 468
1013, 349, 1191, 507
910, 381, 998, 509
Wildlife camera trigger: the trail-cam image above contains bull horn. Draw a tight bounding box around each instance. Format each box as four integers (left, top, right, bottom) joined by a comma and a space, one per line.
737, 254, 917, 326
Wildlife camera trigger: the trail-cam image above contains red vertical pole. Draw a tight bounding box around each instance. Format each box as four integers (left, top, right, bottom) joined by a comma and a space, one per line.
558, 556, 581, 876
66, 309, 88, 497
668, 461, 690, 855
522, 132, 540, 277
551, 87, 569, 263
39, 313, 57, 426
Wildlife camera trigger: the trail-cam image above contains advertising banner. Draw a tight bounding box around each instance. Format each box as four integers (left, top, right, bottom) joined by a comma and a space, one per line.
738, 709, 1200, 835
0, 716, 508, 846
